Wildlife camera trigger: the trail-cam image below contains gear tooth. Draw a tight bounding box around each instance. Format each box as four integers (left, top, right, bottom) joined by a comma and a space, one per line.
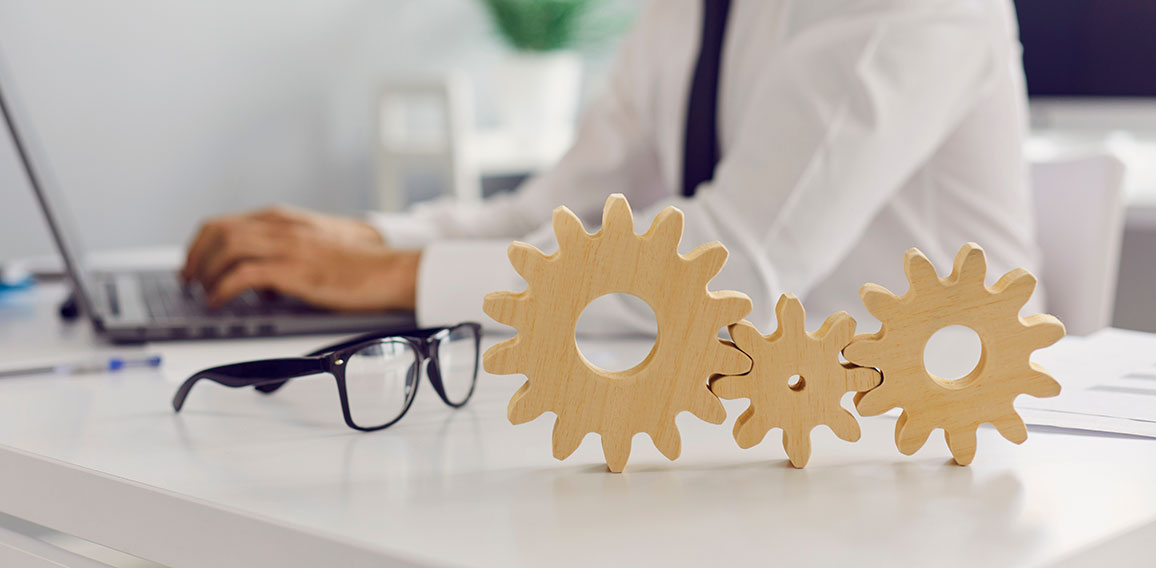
732, 406, 767, 449
952, 243, 988, 285
714, 338, 753, 376
775, 294, 807, 336
1025, 363, 1063, 398
845, 365, 882, 392
1021, 314, 1066, 350
483, 337, 522, 375
552, 206, 588, 251
552, 420, 587, 460
991, 411, 1028, 444
852, 390, 868, 407
602, 432, 633, 473
645, 207, 684, 250
711, 291, 753, 325
855, 384, 895, 416
817, 311, 857, 349
727, 320, 763, 352
895, 411, 933, 455
992, 268, 1037, 309
482, 291, 525, 327
507, 242, 549, 280
783, 428, 813, 468
689, 387, 727, 424
709, 374, 747, 400
860, 284, 901, 320
686, 242, 729, 280
903, 248, 941, 290
600, 193, 635, 236
829, 409, 862, 443
508, 380, 549, 424
945, 427, 978, 465
650, 426, 682, 461
843, 332, 883, 367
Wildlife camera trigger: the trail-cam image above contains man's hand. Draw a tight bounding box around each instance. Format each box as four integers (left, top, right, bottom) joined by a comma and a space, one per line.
181, 206, 419, 311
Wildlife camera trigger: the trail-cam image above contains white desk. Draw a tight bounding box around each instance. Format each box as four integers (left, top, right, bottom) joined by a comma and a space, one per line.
0, 283, 1154, 567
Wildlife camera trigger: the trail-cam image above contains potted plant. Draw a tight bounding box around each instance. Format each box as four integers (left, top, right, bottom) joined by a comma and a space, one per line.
481, 0, 598, 149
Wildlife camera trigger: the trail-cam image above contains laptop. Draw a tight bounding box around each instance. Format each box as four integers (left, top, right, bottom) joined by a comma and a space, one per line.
0, 53, 416, 344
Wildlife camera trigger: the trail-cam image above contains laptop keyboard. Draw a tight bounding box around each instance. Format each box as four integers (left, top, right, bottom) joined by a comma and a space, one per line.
137, 272, 321, 319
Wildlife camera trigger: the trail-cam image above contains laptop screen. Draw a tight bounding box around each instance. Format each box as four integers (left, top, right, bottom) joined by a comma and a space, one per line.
0, 51, 99, 319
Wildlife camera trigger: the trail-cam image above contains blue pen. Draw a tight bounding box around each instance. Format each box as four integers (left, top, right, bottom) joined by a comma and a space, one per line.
0, 354, 163, 379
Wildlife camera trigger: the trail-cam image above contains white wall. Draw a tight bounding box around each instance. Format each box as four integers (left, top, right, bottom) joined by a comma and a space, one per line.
0, 0, 631, 261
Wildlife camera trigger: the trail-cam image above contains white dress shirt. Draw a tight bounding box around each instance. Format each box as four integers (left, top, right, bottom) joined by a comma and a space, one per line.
370, 0, 1044, 334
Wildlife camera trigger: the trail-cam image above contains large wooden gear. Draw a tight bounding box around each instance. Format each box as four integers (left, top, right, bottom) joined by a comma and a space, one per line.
844, 242, 1065, 465
710, 295, 882, 468
482, 194, 753, 472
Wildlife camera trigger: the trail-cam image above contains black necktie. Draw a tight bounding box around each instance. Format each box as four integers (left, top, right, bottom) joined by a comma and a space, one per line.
681, 0, 732, 197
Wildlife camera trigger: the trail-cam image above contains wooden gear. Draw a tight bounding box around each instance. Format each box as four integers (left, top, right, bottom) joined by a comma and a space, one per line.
710, 295, 882, 468
844, 242, 1065, 465
482, 194, 753, 472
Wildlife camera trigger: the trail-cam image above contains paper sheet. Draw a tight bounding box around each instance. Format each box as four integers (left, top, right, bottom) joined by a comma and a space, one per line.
1020, 327, 1156, 437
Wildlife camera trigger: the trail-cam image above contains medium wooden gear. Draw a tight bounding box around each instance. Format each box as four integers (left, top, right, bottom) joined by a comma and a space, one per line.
844, 242, 1065, 465
710, 295, 882, 468
482, 194, 753, 472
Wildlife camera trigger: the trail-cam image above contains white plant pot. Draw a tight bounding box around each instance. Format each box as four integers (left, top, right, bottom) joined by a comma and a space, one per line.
494, 50, 582, 150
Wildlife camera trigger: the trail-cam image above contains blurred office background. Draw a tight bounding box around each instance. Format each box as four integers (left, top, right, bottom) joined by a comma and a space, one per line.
1, 0, 1154, 331
0, 0, 635, 255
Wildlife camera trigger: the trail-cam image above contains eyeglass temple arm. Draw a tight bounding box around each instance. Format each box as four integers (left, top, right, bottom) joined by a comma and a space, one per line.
172, 358, 326, 412
253, 342, 356, 396
254, 343, 366, 395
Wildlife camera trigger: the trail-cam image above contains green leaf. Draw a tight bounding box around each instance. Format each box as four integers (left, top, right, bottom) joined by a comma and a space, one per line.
480, 0, 598, 52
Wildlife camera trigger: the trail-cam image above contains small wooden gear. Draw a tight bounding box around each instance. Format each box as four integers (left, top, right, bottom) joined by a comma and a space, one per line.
482, 194, 753, 472
710, 295, 882, 468
844, 243, 1065, 465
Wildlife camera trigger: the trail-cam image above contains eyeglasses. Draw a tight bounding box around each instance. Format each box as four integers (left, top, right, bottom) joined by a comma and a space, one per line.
172, 323, 482, 431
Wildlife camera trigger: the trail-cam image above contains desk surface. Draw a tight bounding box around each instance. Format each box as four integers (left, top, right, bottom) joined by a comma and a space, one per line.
0, 284, 1154, 567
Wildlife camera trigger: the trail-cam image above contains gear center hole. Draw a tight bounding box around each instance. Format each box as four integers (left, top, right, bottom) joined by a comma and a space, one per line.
924, 325, 983, 385
575, 293, 657, 373
787, 374, 805, 392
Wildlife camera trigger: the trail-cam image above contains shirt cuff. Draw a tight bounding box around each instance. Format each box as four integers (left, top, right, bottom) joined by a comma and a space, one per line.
365, 211, 442, 250
415, 240, 519, 330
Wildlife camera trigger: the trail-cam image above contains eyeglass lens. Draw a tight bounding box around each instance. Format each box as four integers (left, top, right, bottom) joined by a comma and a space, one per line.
437, 325, 479, 405
344, 340, 419, 429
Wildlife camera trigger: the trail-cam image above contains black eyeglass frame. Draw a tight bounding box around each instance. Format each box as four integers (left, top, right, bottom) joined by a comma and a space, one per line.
171, 322, 482, 432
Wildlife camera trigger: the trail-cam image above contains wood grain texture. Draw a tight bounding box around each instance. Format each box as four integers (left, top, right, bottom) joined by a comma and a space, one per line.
482, 194, 753, 472
844, 243, 1065, 465
710, 295, 882, 468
